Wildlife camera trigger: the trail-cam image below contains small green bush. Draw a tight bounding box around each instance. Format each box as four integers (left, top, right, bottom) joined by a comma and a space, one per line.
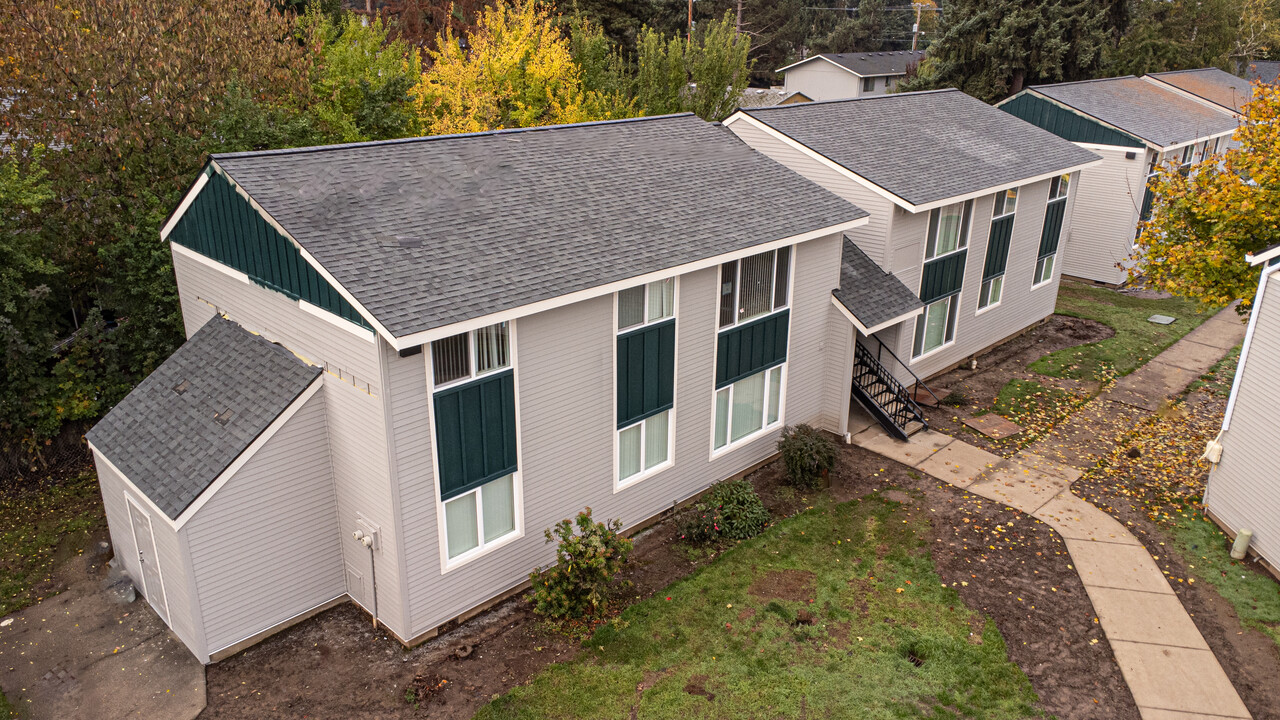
680, 479, 770, 544
777, 424, 836, 490
529, 508, 633, 620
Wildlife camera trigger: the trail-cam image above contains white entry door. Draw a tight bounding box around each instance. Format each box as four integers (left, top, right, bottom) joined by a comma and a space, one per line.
125, 495, 169, 623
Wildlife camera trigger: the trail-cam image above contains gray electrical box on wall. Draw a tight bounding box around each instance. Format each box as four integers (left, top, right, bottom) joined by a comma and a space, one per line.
356, 514, 381, 551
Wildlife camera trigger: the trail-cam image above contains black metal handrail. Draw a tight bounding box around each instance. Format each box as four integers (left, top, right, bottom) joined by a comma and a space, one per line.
853, 341, 928, 431
871, 335, 941, 407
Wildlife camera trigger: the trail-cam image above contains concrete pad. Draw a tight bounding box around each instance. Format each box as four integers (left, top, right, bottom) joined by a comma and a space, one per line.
961, 414, 1023, 439
1033, 493, 1139, 545
1155, 338, 1233, 373
966, 467, 1068, 513
850, 426, 953, 467
1005, 452, 1083, 483
1084, 587, 1210, 650
1107, 361, 1199, 411
1188, 314, 1248, 352
847, 404, 878, 437
915, 441, 1001, 488
1109, 641, 1252, 719
1138, 709, 1252, 720
1064, 539, 1174, 595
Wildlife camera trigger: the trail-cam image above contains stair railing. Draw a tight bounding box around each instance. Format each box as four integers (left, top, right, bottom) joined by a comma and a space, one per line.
853, 341, 928, 431
871, 335, 942, 407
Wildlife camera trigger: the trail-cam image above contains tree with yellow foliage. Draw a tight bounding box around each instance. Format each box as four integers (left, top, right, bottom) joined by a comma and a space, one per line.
1135, 81, 1280, 311
411, 1, 627, 134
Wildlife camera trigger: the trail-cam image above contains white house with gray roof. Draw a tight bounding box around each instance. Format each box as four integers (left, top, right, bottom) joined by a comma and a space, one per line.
725, 89, 1101, 435
85, 113, 882, 663
777, 51, 925, 101
998, 76, 1239, 285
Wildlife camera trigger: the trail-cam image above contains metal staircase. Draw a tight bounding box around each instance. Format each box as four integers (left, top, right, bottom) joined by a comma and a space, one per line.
850, 340, 937, 441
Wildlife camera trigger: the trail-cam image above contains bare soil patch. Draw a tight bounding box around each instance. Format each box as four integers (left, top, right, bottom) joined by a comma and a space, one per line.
747, 569, 816, 603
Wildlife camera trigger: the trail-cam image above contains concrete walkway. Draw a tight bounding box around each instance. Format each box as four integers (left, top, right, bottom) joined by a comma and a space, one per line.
851, 305, 1251, 720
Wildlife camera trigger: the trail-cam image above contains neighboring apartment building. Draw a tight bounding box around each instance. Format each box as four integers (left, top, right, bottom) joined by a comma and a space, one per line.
777, 50, 925, 101
1145, 67, 1253, 117
998, 76, 1238, 285
1204, 245, 1280, 579
724, 90, 1100, 436
85, 114, 877, 663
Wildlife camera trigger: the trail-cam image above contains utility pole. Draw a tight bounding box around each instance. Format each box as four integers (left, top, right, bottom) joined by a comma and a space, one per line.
736, 0, 743, 34
911, 2, 923, 51
688, 0, 694, 39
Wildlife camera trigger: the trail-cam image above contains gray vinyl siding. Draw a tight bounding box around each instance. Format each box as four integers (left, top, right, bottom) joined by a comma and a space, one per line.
823, 305, 856, 436
1207, 270, 1280, 568
886, 174, 1074, 382
183, 390, 344, 658
1062, 145, 1145, 285
727, 119, 893, 265
782, 62, 863, 101
392, 233, 845, 639
92, 456, 201, 657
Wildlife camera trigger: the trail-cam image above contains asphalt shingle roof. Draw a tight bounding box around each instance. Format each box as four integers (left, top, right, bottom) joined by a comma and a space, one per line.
1029, 76, 1239, 147
742, 89, 1100, 207
211, 114, 866, 338
1245, 60, 1280, 85
833, 237, 922, 329
786, 51, 926, 77
1149, 68, 1252, 114
86, 317, 321, 519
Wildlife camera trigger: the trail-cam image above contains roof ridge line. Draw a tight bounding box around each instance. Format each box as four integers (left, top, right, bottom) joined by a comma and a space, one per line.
744, 87, 957, 112
211, 112, 698, 161
1028, 75, 1139, 90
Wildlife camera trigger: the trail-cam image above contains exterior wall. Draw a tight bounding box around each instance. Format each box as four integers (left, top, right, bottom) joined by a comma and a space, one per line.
93, 456, 201, 658
886, 174, 1075, 382
390, 232, 846, 639
1062, 145, 1146, 285
726, 119, 895, 265
782, 62, 863, 101
182, 391, 345, 660
1207, 267, 1280, 569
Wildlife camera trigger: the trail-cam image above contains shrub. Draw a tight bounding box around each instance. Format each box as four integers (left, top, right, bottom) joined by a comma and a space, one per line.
680, 479, 770, 544
777, 424, 836, 490
528, 508, 632, 620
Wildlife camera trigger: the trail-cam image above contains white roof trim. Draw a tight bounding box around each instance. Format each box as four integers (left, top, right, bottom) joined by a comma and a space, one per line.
829, 294, 920, 336
1002, 88, 1236, 152
1221, 264, 1278, 431
1247, 245, 1280, 266
725, 110, 1103, 213
390, 216, 869, 350
775, 54, 916, 77
90, 446, 181, 532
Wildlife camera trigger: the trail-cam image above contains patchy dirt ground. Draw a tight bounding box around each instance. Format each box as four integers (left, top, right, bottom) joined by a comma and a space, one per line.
921, 315, 1114, 455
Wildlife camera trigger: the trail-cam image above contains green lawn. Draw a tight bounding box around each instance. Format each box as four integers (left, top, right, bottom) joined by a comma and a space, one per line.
1029, 282, 1216, 382
0, 687, 13, 719
0, 473, 105, 616
477, 494, 1043, 720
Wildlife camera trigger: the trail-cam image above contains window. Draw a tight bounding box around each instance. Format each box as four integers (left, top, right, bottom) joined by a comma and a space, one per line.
718, 247, 790, 328
619, 411, 670, 481
1048, 173, 1070, 201
912, 294, 958, 357
992, 188, 1018, 219
862, 76, 876, 92
979, 275, 1003, 309
925, 201, 972, 260
443, 474, 516, 560
616, 278, 676, 486
618, 278, 674, 331
1034, 254, 1055, 285
713, 365, 783, 451
432, 322, 510, 387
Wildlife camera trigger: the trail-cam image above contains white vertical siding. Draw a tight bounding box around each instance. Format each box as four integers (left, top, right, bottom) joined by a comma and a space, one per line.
1061, 146, 1145, 285
183, 391, 345, 657
392, 233, 846, 639
1207, 271, 1280, 567
782, 62, 863, 101
726, 119, 894, 265
92, 456, 202, 659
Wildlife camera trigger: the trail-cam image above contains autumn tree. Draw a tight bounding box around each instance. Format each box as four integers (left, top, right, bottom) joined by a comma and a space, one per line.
633, 12, 752, 120
1134, 83, 1279, 311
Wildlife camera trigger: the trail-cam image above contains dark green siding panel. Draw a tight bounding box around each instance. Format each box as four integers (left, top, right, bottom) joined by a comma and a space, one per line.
715, 310, 789, 389
433, 370, 518, 500
616, 319, 676, 428
984, 216, 1014, 280
1040, 199, 1067, 258
920, 251, 967, 304
168, 170, 371, 329
999, 93, 1145, 149
1140, 185, 1155, 222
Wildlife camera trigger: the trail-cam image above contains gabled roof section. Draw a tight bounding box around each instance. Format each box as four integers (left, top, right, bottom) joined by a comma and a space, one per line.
1245, 60, 1280, 85
833, 237, 922, 333
739, 89, 1101, 209
1147, 67, 1252, 114
1024, 76, 1238, 148
207, 114, 866, 341
778, 51, 926, 77
86, 316, 322, 520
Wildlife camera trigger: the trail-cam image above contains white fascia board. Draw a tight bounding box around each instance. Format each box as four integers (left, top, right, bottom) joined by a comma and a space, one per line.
173, 377, 324, 529
829, 294, 921, 336
725, 111, 1102, 214
88, 444, 182, 532
1156, 129, 1238, 153
1002, 90, 1160, 151
775, 55, 865, 76
390, 216, 868, 350
1221, 265, 1276, 431
1141, 75, 1243, 118
159, 170, 211, 240
1247, 245, 1280, 266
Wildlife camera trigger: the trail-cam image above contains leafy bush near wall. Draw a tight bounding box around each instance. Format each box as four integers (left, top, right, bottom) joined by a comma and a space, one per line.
529, 508, 632, 620
680, 479, 770, 544
777, 424, 837, 490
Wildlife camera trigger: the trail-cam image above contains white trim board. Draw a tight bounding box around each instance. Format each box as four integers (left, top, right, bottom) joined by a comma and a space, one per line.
1221, 264, 1278, 431
774, 54, 912, 78
723, 111, 1102, 214
829, 294, 920, 336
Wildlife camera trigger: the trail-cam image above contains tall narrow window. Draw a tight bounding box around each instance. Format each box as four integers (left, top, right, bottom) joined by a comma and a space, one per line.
925, 201, 972, 260
912, 295, 958, 357
980, 187, 1017, 311
616, 278, 676, 486
718, 248, 791, 329
1036, 174, 1070, 287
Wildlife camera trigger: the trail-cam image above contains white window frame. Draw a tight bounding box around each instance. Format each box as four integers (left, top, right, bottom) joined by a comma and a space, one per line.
911, 293, 960, 361
1048, 173, 1071, 201
977, 275, 1004, 314
1032, 254, 1056, 288
979, 188, 1017, 315
709, 364, 787, 458
430, 321, 512, 390
1034, 174, 1071, 290
426, 320, 525, 573
718, 247, 792, 330
991, 187, 1018, 220
862, 76, 876, 93
613, 277, 679, 492
439, 473, 523, 566
923, 200, 973, 262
